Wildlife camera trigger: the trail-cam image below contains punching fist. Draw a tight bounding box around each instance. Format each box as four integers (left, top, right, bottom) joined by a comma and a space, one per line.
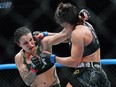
33, 31, 48, 45
30, 56, 43, 73
33, 31, 44, 43
79, 9, 90, 21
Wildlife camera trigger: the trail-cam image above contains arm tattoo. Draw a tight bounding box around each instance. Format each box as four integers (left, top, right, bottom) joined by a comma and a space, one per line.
20, 69, 36, 86
20, 69, 29, 78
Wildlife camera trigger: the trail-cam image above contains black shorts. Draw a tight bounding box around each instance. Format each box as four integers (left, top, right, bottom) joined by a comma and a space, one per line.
56, 66, 79, 87
57, 62, 111, 87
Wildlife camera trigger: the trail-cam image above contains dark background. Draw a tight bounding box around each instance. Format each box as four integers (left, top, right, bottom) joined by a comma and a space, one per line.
0, 0, 116, 63
0, 0, 116, 87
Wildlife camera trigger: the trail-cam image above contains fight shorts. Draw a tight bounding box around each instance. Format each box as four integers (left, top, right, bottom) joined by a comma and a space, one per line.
71, 62, 111, 87
57, 66, 77, 87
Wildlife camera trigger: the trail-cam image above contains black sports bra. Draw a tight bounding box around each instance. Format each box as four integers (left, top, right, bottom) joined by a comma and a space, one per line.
69, 22, 100, 57
22, 46, 54, 75
83, 22, 100, 56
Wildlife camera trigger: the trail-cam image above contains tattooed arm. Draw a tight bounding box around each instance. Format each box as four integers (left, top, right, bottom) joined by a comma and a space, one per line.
14, 52, 37, 86
20, 68, 36, 86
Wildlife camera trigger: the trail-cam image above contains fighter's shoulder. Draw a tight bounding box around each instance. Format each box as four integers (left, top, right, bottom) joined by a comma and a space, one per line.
76, 25, 90, 34
15, 50, 22, 62
73, 26, 83, 35
72, 26, 89, 41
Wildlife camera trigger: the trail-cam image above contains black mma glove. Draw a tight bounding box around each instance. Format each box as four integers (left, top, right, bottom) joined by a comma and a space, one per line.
79, 9, 90, 20
30, 56, 43, 73
33, 31, 48, 46
33, 31, 48, 37
40, 53, 56, 64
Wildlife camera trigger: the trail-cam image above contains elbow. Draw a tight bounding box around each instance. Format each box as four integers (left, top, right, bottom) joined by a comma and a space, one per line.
23, 77, 33, 86
72, 62, 79, 67
24, 79, 32, 86
71, 60, 80, 67
25, 82, 31, 86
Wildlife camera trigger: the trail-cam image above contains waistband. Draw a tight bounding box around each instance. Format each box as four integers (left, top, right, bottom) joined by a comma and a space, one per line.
77, 62, 101, 68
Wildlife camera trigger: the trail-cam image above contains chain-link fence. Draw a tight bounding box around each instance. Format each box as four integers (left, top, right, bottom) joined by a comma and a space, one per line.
0, 0, 116, 61
0, 65, 115, 87
0, 0, 116, 87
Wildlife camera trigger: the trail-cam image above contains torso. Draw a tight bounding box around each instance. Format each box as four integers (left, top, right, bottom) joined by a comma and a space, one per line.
70, 22, 100, 63
16, 47, 60, 87
22, 47, 54, 75
31, 66, 59, 87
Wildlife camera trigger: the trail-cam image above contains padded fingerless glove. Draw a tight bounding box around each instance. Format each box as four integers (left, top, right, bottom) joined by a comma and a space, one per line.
40, 53, 56, 63
30, 56, 42, 73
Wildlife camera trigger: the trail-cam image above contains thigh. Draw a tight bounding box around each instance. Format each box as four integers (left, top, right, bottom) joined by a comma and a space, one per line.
99, 69, 111, 87
56, 67, 75, 87
73, 67, 111, 87
72, 68, 100, 87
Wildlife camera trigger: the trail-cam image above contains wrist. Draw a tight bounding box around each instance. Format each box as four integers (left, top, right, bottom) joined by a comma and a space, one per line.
50, 54, 56, 63
43, 31, 48, 36
30, 67, 38, 73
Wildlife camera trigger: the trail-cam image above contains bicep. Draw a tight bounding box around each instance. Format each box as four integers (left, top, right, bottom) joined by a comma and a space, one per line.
71, 32, 84, 64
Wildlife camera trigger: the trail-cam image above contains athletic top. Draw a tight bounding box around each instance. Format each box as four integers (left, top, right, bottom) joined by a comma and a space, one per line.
83, 22, 100, 56
22, 46, 54, 75
69, 22, 100, 57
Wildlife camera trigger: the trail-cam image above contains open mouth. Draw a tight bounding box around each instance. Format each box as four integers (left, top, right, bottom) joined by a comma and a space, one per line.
29, 47, 34, 51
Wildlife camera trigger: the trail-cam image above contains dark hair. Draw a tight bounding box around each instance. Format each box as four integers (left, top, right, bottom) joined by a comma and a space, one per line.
55, 3, 80, 25
14, 26, 31, 43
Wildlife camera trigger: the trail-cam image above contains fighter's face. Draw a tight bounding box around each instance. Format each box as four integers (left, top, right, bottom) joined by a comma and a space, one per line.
18, 33, 36, 53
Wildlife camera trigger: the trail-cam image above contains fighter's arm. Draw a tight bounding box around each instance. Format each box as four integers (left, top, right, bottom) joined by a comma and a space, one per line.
19, 68, 36, 86
47, 32, 58, 36
40, 27, 84, 67
15, 52, 42, 86
46, 28, 72, 45
47, 30, 71, 43
54, 29, 84, 67
33, 29, 72, 45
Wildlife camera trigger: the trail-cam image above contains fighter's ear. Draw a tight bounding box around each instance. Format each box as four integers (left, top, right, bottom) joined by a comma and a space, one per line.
16, 42, 21, 47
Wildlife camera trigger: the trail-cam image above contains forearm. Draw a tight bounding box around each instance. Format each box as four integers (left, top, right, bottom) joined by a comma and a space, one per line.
55, 56, 77, 67
20, 69, 36, 86
61, 37, 70, 43
40, 53, 79, 67
47, 28, 72, 45
48, 32, 58, 36
48, 32, 70, 43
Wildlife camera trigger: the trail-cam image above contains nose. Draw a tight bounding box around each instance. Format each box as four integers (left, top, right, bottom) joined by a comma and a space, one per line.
28, 41, 34, 47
